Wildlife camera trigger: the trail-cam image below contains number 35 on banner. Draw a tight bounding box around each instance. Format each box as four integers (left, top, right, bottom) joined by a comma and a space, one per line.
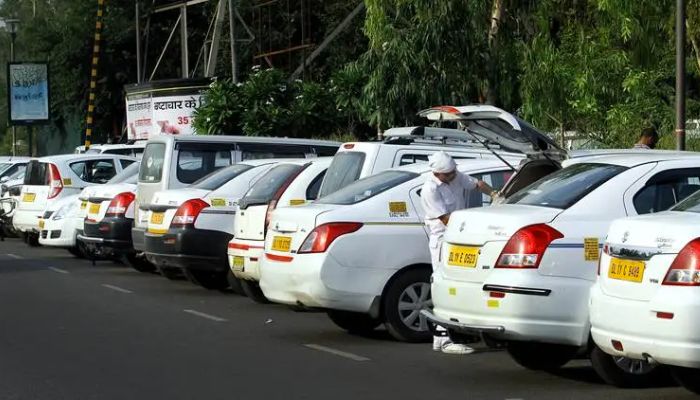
177, 116, 191, 125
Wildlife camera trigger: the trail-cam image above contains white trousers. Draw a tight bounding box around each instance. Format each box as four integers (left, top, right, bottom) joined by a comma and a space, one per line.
429, 234, 447, 336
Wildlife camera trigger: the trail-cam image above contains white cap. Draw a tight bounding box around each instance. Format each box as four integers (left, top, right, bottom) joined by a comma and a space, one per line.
428, 151, 456, 173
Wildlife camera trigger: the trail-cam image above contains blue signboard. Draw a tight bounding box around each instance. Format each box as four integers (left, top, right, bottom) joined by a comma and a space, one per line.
7, 62, 50, 125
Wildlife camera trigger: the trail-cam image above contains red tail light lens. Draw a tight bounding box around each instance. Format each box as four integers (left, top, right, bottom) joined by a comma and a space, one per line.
663, 238, 700, 286
265, 199, 278, 232
495, 224, 564, 269
171, 199, 209, 227
298, 222, 363, 254
106, 192, 136, 218
47, 163, 63, 199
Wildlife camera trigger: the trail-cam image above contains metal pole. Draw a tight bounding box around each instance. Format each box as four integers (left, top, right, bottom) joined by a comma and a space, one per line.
10, 31, 16, 157
228, 0, 237, 82
180, 5, 189, 78
136, 1, 142, 83
676, 0, 687, 151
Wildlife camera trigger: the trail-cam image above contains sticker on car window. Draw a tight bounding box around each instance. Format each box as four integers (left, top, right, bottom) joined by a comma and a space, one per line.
389, 201, 409, 218
289, 199, 306, 206
63, 178, 72, 186
584, 237, 600, 261
210, 198, 226, 207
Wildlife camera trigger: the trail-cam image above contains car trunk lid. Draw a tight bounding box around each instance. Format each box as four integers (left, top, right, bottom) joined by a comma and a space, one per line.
264, 204, 338, 256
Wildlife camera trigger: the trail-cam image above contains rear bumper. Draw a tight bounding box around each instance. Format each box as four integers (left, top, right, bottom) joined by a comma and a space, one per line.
144, 227, 231, 271
590, 283, 700, 368
227, 239, 265, 281
80, 217, 134, 249
132, 226, 146, 251
430, 271, 592, 346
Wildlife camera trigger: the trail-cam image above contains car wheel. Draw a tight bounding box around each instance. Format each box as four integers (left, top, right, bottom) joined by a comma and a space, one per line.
382, 268, 432, 343
671, 366, 700, 394
159, 266, 184, 280
240, 279, 270, 303
590, 344, 664, 387
507, 341, 578, 371
126, 253, 156, 273
184, 269, 229, 290
67, 246, 85, 258
25, 232, 39, 247
226, 271, 245, 296
327, 310, 381, 334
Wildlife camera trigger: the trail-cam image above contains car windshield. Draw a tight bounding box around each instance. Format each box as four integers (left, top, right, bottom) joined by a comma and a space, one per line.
239, 164, 304, 208
192, 164, 253, 191
318, 171, 419, 205
108, 162, 140, 184
671, 189, 700, 213
505, 163, 627, 209
0, 163, 11, 175
317, 151, 366, 198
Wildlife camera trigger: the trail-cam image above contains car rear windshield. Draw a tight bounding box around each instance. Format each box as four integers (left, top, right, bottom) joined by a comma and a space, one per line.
671, 189, 700, 213
319, 171, 419, 205
108, 162, 140, 184
24, 161, 49, 185
317, 151, 365, 198
139, 143, 166, 183
505, 163, 627, 209
177, 146, 233, 184
0, 163, 10, 175
239, 164, 303, 208
192, 164, 253, 191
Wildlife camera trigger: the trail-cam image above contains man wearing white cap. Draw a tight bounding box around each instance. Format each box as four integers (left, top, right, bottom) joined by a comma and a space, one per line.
422, 151, 498, 354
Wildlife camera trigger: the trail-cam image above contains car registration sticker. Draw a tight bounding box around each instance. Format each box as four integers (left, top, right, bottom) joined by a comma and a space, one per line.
150, 212, 165, 224
232, 256, 245, 272
80, 201, 87, 210
38, 219, 45, 230
271, 236, 292, 252
89, 203, 101, 214
608, 257, 645, 283
22, 193, 36, 203
447, 245, 480, 268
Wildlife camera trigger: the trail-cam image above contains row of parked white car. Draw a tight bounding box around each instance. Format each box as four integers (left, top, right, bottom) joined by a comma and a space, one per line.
4, 105, 700, 394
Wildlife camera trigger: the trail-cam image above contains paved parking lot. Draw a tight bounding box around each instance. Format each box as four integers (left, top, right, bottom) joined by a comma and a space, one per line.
0, 238, 694, 400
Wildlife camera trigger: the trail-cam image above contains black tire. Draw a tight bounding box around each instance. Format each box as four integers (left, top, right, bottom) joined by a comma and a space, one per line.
126, 253, 157, 273
327, 310, 381, 334
671, 366, 700, 394
226, 271, 245, 296
590, 344, 664, 388
382, 268, 432, 343
67, 246, 84, 258
184, 269, 230, 290
26, 232, 39, 247
240, 279, 270, 303
159, 266, 184, 280
507, 341, 578, 371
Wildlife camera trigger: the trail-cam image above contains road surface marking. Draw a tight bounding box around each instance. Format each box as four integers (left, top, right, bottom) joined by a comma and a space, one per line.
48, 267, 70, 274
303, 344, 370, 361
6, 254, 22, 259
183, 309, 227, 322
102, 284, 133, 294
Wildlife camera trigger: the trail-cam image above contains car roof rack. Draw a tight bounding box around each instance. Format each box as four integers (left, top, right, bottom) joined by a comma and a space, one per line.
383, 126, 502, 149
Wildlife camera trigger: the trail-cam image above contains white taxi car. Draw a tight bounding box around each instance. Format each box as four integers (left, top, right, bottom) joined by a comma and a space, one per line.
424, 152, 700, 386
228, 158, 332, 302
142, 160, 288, 287
14, 154, 135, 245
260, 160, 511, 342
591, 188, 700, 393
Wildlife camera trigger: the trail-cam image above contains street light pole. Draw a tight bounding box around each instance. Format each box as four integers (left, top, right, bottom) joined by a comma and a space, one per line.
7, 20, 19, 157
676, 0, 687, 151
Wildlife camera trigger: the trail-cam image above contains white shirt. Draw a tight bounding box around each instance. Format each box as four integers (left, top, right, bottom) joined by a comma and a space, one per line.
421, 171, 478, 248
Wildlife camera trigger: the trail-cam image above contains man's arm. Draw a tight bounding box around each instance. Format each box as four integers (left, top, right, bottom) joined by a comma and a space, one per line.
477, 180, 498, 198
438, 214, 450, 225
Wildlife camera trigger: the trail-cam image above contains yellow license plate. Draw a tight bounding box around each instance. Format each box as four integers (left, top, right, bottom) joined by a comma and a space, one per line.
232, 255, 245, 272
271, 236, 292, 252
22, 193, 36, 203
150, 212, 165, 224
80, 201, 87, 210
608, 257, 645, 283
38, 219, 45, 230
447, 245, 480, 268
89, 203, 101, 214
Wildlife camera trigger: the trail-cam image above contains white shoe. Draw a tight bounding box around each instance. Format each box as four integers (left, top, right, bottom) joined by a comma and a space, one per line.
432, 336, 449, 351
441, 342, 475, 355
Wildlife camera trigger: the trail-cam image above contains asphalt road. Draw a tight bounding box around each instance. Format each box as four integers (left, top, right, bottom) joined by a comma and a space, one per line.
0, 238, 695, 400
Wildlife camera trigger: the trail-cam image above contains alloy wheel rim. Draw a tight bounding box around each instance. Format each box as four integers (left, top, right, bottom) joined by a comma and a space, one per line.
397, 282, 431, 332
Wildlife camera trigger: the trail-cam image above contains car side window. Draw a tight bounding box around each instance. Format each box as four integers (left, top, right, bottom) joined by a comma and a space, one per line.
467, 171, 512, 208
399, 154, 430, 166
238, 143, 307, 160
306, 170, 327, 200
633, 168, 700, 214
120, 159, 135, 169
70, 160, 117, 184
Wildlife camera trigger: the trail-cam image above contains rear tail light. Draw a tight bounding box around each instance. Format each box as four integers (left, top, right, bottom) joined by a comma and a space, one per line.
495, 224, 564, 269
171, 199, 209, 227
47, 163, 63, 199
662, 238, 700, 286
265, 199, 278, 232
106, 192, 136, 218
298, 222, 363, 254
